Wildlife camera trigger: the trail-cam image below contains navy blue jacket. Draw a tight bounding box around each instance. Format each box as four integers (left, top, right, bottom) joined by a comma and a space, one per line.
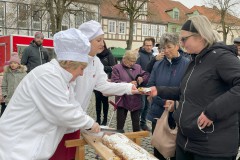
136, 47, 154, 71
147, 55, 190, 123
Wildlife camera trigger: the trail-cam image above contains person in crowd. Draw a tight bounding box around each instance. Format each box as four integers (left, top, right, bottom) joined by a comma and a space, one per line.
234, 37, 240, 58
94, 40, 116, 125
149, 15, 240, 160
1, 54, 27, 116
0, 28, 100, 160
136, 37, 155, 131
111, 51, 149, 132
21, 32, 50, 73
50, 20, 138, 160
147, 33, 190, 160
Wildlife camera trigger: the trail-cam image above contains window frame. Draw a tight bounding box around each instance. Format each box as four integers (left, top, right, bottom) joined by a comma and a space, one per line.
118, 21, 126, 34
108, 20, 116, 34
173, 10, 179, 20
150, 24, 157, 37
133, 23, 137, 35
142, 24, 149, 36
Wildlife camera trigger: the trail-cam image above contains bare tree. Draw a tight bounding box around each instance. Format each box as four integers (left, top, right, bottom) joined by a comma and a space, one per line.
112, 0, 150, 50
1, 0, 100, 36
41, 0, 74, 34
205, 0, 240, 43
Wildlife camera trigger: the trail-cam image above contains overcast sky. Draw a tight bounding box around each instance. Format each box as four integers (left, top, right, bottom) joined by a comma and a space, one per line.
173, 0, 204, 8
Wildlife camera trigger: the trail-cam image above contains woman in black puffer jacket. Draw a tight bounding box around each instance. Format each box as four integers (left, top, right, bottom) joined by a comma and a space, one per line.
94, 41, 116, 125
150, 15, 240, 160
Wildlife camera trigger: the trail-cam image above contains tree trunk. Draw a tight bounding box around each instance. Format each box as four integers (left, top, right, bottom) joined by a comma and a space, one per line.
127, 16, 134, 50
221, 18, 227, 44
56, 14, 64, 33
47, 1, 56, 35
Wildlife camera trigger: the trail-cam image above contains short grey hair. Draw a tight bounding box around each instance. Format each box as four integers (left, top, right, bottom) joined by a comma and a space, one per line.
188, 15, 217, 47
160, 33, 179, 47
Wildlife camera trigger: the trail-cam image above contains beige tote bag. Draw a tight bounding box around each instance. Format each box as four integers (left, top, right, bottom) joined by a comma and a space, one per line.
151, 109, 177, 158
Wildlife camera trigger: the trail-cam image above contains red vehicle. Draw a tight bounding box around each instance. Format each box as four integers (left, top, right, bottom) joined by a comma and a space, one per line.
0, 34, 54, 72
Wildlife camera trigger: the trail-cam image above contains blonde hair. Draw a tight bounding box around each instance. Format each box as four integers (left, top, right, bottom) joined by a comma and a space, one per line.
188, 15, 217, 47
123, 50, 137, 61
59, 61, 87, 70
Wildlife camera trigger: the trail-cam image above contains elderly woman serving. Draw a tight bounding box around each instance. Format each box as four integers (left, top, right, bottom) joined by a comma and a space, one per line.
0, 28, 100, 160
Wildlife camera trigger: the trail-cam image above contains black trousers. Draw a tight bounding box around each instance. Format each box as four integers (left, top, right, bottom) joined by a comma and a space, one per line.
176, 145, 236, 160
94, 90, 109, 121
152, 121, 176, 160
117, 107, 140, 132
0, 102, 6, 117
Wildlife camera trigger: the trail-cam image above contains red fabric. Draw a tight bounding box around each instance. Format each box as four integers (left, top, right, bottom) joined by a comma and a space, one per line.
50, 130, 80, 160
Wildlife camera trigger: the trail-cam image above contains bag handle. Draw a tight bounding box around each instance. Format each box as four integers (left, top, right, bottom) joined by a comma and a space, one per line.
123, 67, 135, 81
161, 109, 178, 133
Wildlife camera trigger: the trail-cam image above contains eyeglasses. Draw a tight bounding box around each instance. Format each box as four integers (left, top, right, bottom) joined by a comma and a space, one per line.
180, 34, 195, 43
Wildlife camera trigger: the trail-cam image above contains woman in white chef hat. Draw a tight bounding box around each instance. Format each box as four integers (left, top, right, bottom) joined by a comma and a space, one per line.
0, 28, 100, 160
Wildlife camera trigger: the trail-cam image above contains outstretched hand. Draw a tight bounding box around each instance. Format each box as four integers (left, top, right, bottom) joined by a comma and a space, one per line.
131, 84, 140, 94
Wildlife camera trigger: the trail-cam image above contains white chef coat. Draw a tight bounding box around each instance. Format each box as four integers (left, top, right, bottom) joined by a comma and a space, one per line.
0, 59, 94, 160
75, 56, 133, 111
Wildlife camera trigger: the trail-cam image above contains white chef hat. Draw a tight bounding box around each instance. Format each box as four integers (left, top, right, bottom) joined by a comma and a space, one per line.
54, 28, 90, 63
78, 20, 104, 41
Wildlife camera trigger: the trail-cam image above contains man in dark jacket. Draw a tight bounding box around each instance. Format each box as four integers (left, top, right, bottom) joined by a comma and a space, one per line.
21, 32, 50, 73
136, 37, 154, 131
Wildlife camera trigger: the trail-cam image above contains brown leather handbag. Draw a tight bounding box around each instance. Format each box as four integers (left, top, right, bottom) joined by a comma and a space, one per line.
151, 109, 177, 158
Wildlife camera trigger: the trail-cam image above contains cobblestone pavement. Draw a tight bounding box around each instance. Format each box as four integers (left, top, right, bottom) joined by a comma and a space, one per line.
85, 93, 153, 160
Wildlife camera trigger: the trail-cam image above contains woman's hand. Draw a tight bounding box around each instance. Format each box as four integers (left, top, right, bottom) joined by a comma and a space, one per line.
198, 112, 213, 129
89, 122, 101, 133
148, 86, 158, 97
137, 77, 143, 85
131, 84, 139, 94
156, 52, 164, 61
164, 100, 175, 112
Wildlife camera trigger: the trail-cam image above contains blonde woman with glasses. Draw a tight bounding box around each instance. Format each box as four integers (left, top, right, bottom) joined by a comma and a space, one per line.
149, 15, 240, 160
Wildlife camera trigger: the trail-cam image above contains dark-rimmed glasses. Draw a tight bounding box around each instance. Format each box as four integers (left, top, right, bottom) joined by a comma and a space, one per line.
180, 34, 195, 43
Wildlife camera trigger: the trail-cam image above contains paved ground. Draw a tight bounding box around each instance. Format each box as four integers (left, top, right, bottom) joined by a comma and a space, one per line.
85, 93, 153, 159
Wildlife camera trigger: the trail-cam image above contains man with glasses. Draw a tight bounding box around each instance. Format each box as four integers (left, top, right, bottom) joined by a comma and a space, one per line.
136, 37, 155, 131
21, 32, 50, 73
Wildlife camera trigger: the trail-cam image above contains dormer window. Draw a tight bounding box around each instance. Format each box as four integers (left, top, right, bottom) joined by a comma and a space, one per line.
173, 10, 179, 20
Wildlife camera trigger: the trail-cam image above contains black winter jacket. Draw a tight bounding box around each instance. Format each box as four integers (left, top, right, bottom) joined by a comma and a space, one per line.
156, 43, 240, 157
136, 47, 153, 71
21, 40, 50, 73
97, 48, 116, 78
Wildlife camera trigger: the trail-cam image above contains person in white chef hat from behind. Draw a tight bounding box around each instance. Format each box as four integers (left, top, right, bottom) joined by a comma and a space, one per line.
0, 28, 100, 160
